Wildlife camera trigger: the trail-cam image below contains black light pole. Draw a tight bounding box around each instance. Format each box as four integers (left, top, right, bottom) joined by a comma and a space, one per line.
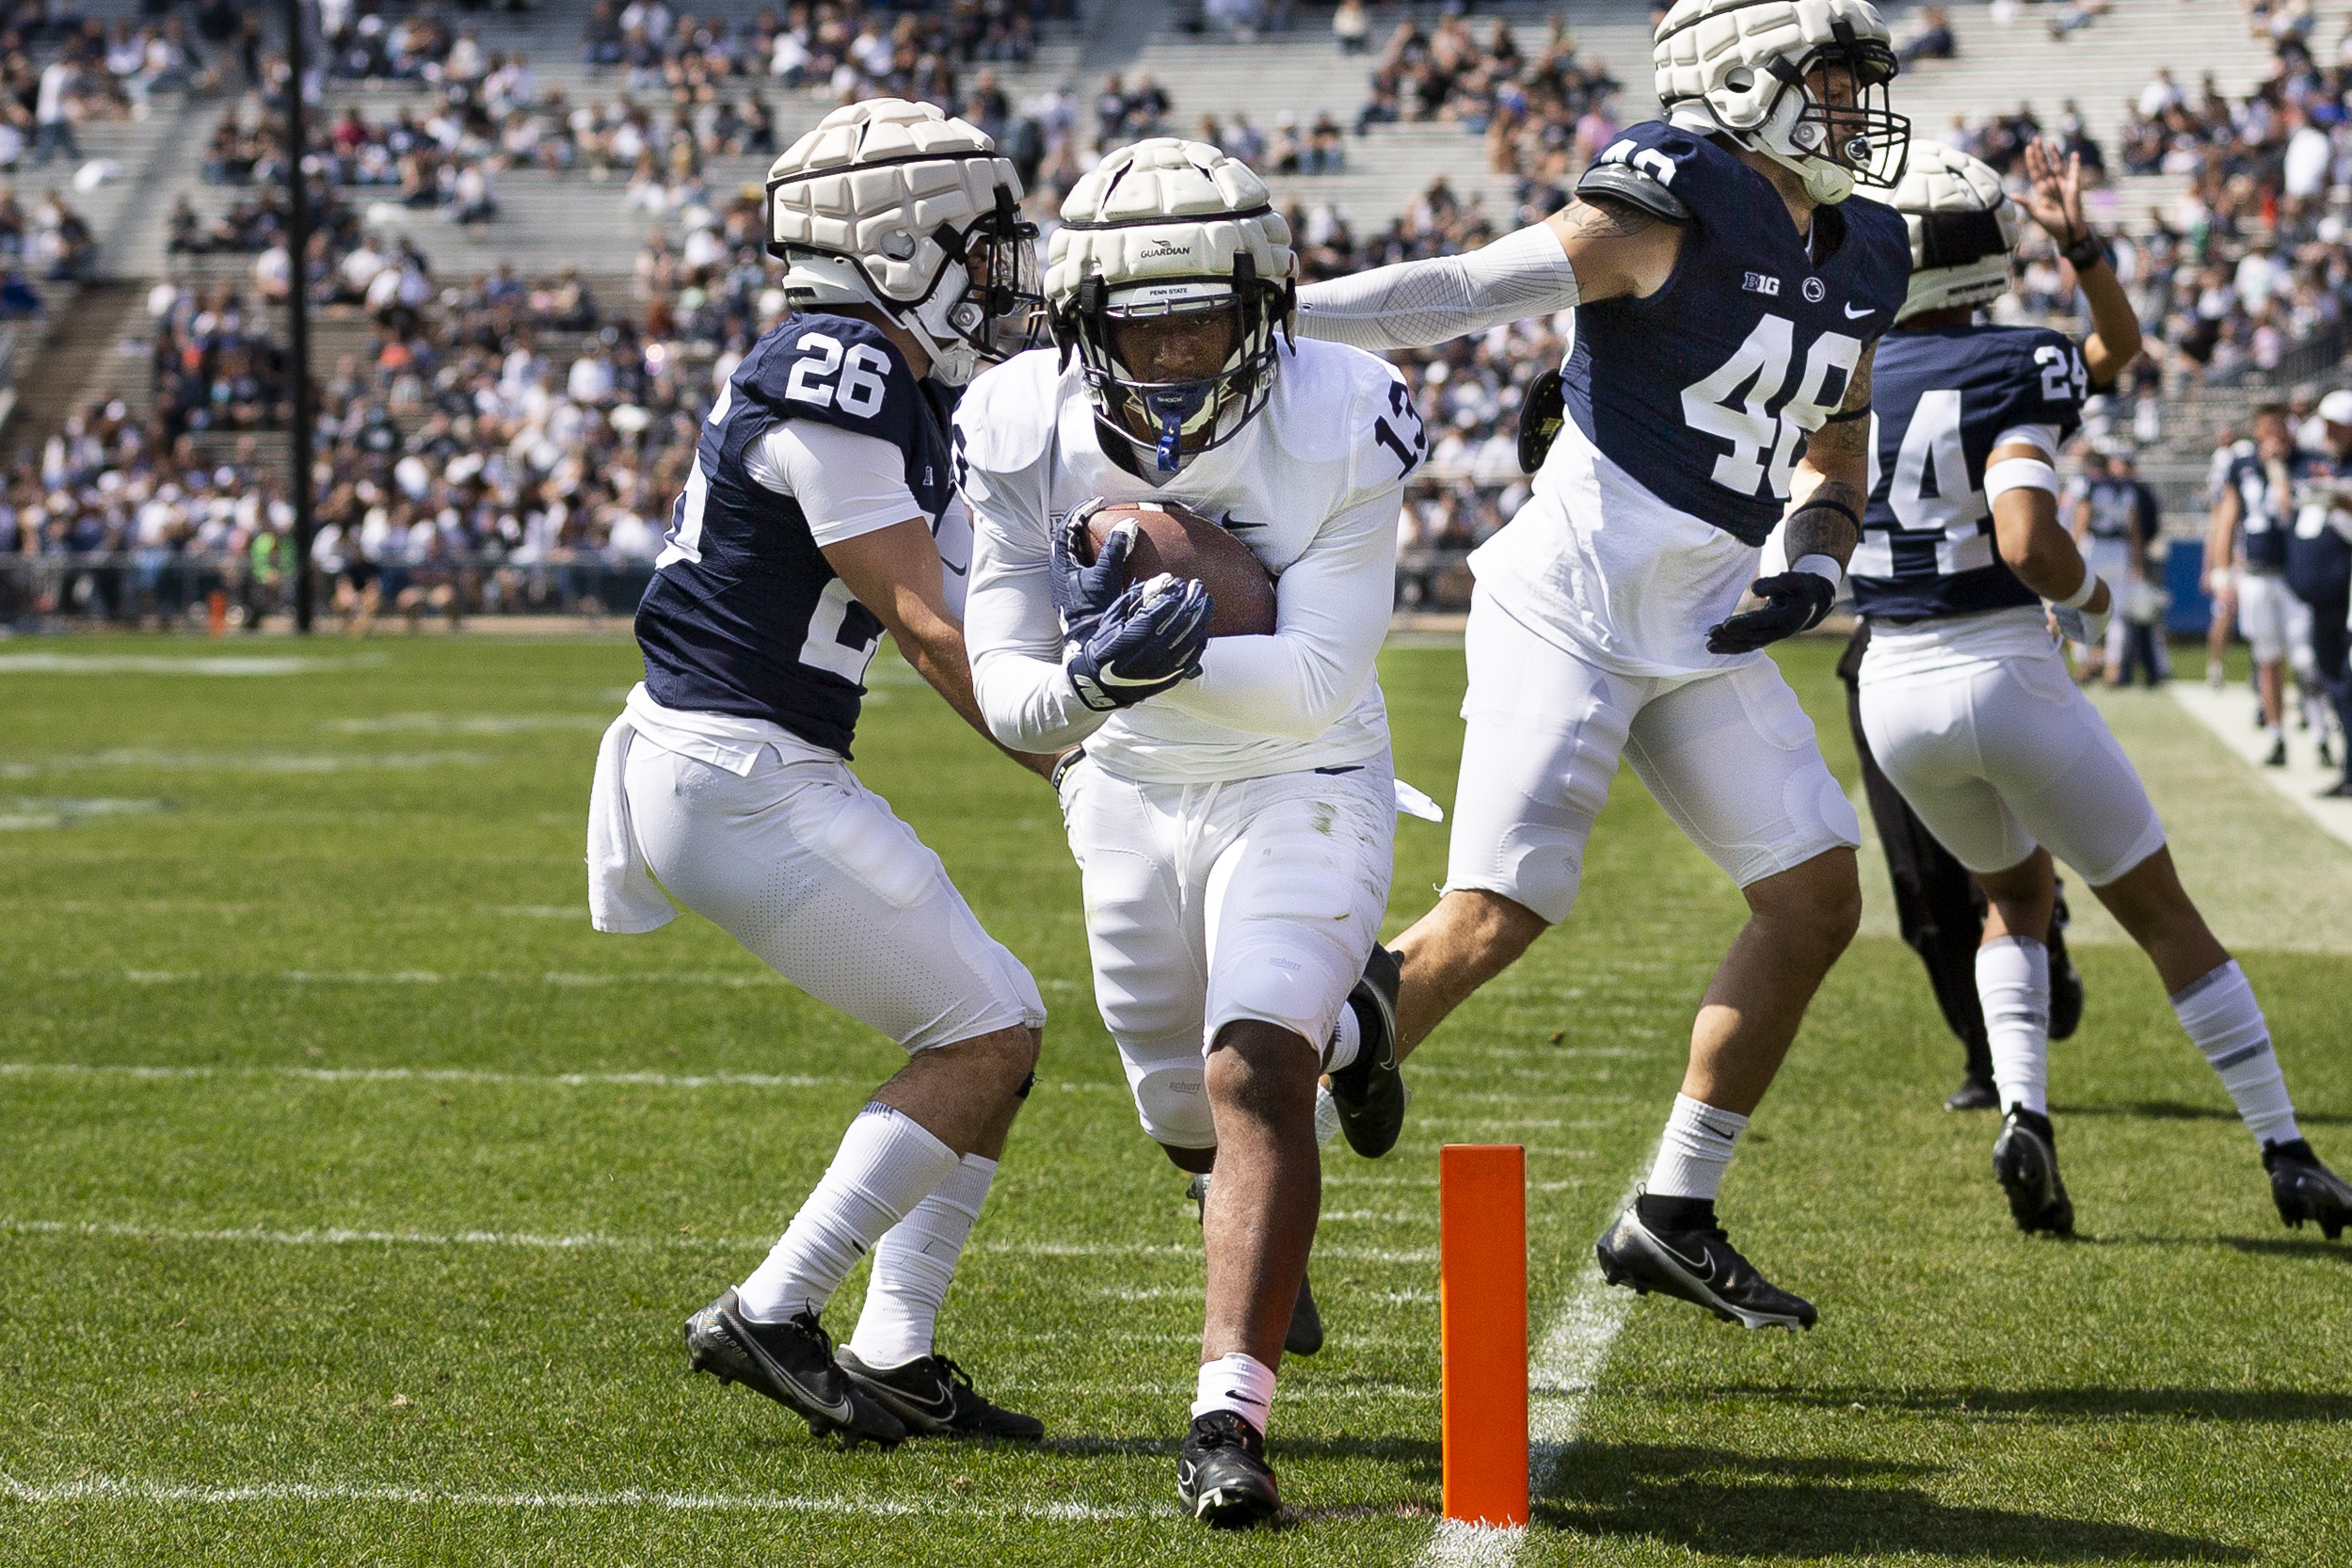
283, 0, 316, 632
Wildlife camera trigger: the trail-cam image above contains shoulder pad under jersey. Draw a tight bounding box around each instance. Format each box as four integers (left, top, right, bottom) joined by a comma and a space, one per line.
1575, 160, 1692, 226
1575, 121, 1703, 226
949, 347, 1062, 477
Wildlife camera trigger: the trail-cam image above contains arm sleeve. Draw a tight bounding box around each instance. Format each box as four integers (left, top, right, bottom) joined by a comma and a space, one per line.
744, 421, 921, 546
1294, 223, 1579, 352
960, 448, 1109, 753
1150, 486, 1400, 741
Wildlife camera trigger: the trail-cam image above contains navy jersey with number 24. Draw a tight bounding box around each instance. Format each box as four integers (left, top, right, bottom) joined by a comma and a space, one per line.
1848, 324, 2088, 621
634, 313, 955, 757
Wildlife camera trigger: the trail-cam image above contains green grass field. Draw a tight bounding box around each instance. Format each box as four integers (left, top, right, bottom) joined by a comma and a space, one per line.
1, 632, 2346, 1567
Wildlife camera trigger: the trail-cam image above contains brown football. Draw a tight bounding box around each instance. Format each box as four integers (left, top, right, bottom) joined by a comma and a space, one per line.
1079, 499, 1278, 638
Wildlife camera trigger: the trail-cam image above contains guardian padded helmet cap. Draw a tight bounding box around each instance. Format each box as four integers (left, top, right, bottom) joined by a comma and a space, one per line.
1873, 141, 2019, 324
766, 99, 1044, 387
1656, 0, 1910, 206
1047, 137, 1296, 474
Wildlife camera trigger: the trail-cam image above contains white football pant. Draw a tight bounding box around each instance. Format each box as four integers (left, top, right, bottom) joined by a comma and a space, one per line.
1444, 588, 1862, 924
623, 737, 1045, 1052
1059, 757, 1395, 1149
1858, 615, 2168, 886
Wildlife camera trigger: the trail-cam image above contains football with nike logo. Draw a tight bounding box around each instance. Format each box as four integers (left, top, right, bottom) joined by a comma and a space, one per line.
1079, 499, 1278, 638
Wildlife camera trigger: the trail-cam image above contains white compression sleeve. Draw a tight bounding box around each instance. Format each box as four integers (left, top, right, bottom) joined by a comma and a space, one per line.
1295, 223, 1579, 351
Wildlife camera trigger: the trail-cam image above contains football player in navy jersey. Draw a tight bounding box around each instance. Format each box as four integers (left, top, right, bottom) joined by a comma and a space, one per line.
1291, 0, 1913, 1329
2204, 405, 2304, 768
1849, 140, 2352, 1241
2284, 394, 2352, 797
584, 101, 1066, 1447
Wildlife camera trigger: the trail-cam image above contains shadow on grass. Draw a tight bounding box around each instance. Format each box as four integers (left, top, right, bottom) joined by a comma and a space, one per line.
2218, 1235, 2352, 1263
1036, 1434, 1440, 1476
1711, 1385, 2352, 1423
2054, 1100, 2352, 1128
1537, 1443, 2251, 1561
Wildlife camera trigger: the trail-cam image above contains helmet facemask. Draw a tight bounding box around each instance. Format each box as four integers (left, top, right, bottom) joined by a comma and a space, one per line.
1754, 23, 1908, 203
1059, 258, 1290, 473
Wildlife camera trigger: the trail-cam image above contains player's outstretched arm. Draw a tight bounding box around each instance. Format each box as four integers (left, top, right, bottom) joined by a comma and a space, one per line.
1293, 196, 1677, 352
1150, 488, 1400, 741
822, 520, 1064, 780
2021, 137, 2142, 389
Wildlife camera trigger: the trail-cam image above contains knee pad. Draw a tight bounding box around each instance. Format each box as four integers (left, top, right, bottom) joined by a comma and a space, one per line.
1125, 1056, 1216, 1150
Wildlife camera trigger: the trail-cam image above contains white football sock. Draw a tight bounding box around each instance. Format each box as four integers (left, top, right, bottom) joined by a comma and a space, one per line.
1646, 1094, 1747, 1202
1978, 936, 2051, 1117
1313, 1081, 1340, 1148
2171, 961, 2301, 1147
737, 1103, 959, 1324
847, 1152, 996, 1370
1322, 1005, 1362, 1073
1192, 1352, 1277, 1437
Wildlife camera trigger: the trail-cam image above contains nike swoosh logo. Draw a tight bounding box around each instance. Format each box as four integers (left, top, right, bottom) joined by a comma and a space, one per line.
890, 1378, 957, 1419
1656, 1236, 1719, 1286
942, 558, 968, 577
1844, 304, 1877, 319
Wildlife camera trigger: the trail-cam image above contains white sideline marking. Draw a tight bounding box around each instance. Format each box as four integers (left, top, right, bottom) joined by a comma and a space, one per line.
59, 969, 791, 987
322, 713, 610, 735
0, 750, 495, 776
0, 1473, 1152, 1521
1413, 1171, 1646, 1568
2168, 681, 2352, 850
0, 1061, 1127, 1096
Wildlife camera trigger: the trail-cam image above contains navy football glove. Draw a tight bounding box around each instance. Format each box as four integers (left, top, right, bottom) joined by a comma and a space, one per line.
1704, 571, 1836, 655
1066, 574, 1214, 712
1051, 499, 1140, 647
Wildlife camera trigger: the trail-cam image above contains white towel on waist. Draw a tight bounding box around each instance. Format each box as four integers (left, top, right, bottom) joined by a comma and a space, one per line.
586, 712, 677, 934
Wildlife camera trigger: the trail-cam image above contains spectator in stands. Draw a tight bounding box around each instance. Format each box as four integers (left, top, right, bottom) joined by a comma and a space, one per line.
1334, 0, 1369, 56
32, 53, 77, 167
1899, 7, 1957, 63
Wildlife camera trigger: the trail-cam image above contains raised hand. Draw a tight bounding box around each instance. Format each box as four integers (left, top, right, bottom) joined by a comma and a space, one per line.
2021, 136, 2088, 247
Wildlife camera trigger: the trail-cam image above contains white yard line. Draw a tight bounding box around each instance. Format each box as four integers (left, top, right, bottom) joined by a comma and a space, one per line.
0, 1472, 1153, 1521
0, 1061, 1125, 1095
1414, 1171, 1646, 1568
2168, 681, 2352, 850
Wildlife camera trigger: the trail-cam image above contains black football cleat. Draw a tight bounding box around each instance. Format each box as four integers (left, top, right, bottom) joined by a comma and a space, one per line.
2264, 736, 2290, 768
1327, 945, 1408, 1159
2264, 1140, 2352, 1240
1945, 1073, 2000, 1112
684, 1289, 905, 1446
1176, 1409, 1281, 1528
1992, 1107, 2075, 1236
835, 1348, 1044, 1441
1594, 1198, 1817, 1330
1190, 1173, 1325, 1356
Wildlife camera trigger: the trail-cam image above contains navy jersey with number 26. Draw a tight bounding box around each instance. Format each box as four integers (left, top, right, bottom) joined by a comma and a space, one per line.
1562, 121, 1912, 545
635, 312, 954, 757
1848, 324, 2088, 621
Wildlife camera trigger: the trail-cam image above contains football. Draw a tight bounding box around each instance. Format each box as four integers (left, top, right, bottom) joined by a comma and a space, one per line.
1080, 499, 1279, 638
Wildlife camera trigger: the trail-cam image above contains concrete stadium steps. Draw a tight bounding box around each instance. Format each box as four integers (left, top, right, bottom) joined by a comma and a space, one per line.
1, 280, 149, 452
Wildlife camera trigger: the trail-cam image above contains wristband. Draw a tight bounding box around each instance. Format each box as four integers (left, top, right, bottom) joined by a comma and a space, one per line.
1791, 552, 1844, 588
2061, 233, 2108, 272
2056, 568, 2100, 610
1788, 497, 1862, 534
1820, 404, 1872, 424
1049, 747, 1085, 791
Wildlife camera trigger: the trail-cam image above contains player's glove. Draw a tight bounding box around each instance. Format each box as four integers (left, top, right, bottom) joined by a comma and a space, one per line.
2048, 588, 2111, 648
1066, 573, 1214, 712
1051, 498, 1139, 647
1704, 571, 1836, 655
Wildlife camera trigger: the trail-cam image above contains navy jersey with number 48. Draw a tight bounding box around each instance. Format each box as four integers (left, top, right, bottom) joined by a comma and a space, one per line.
635, 312, 956, 757
1560, 121, 1912, 545
1848, 324, 2088, 621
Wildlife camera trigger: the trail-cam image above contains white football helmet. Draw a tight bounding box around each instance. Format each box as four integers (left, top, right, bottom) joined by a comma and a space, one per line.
1875, 141, 2019, 324
1655, 0, 1910, 206
1046, 137, 1295, 473
766, 99, 1044, 386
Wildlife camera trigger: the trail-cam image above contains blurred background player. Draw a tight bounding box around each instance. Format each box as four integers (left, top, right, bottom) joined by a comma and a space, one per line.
587, 101, 1058, 1448
2286, 392, 2352, 797
1291, 0, 1912, 1331
2208, 403, 2304, 767
959, 137, 1419, 1528
2069, 442, 2157, 684
1853, 139, 2352, 1241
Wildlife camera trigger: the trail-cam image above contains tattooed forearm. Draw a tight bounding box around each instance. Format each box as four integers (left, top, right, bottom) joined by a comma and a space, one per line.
1784, 482, 1865, 567
1838, 341, 1876, 417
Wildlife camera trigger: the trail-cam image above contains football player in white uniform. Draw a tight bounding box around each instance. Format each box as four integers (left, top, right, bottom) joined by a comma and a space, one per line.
1291, 0, 1914, 1328
586, 102, 1063, 1447
957, 138, 1423, 1528
1850, 141, 2352, 1240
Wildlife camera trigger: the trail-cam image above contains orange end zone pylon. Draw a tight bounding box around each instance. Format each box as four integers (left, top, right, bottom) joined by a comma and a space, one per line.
1440, 1142, 1528, 1527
